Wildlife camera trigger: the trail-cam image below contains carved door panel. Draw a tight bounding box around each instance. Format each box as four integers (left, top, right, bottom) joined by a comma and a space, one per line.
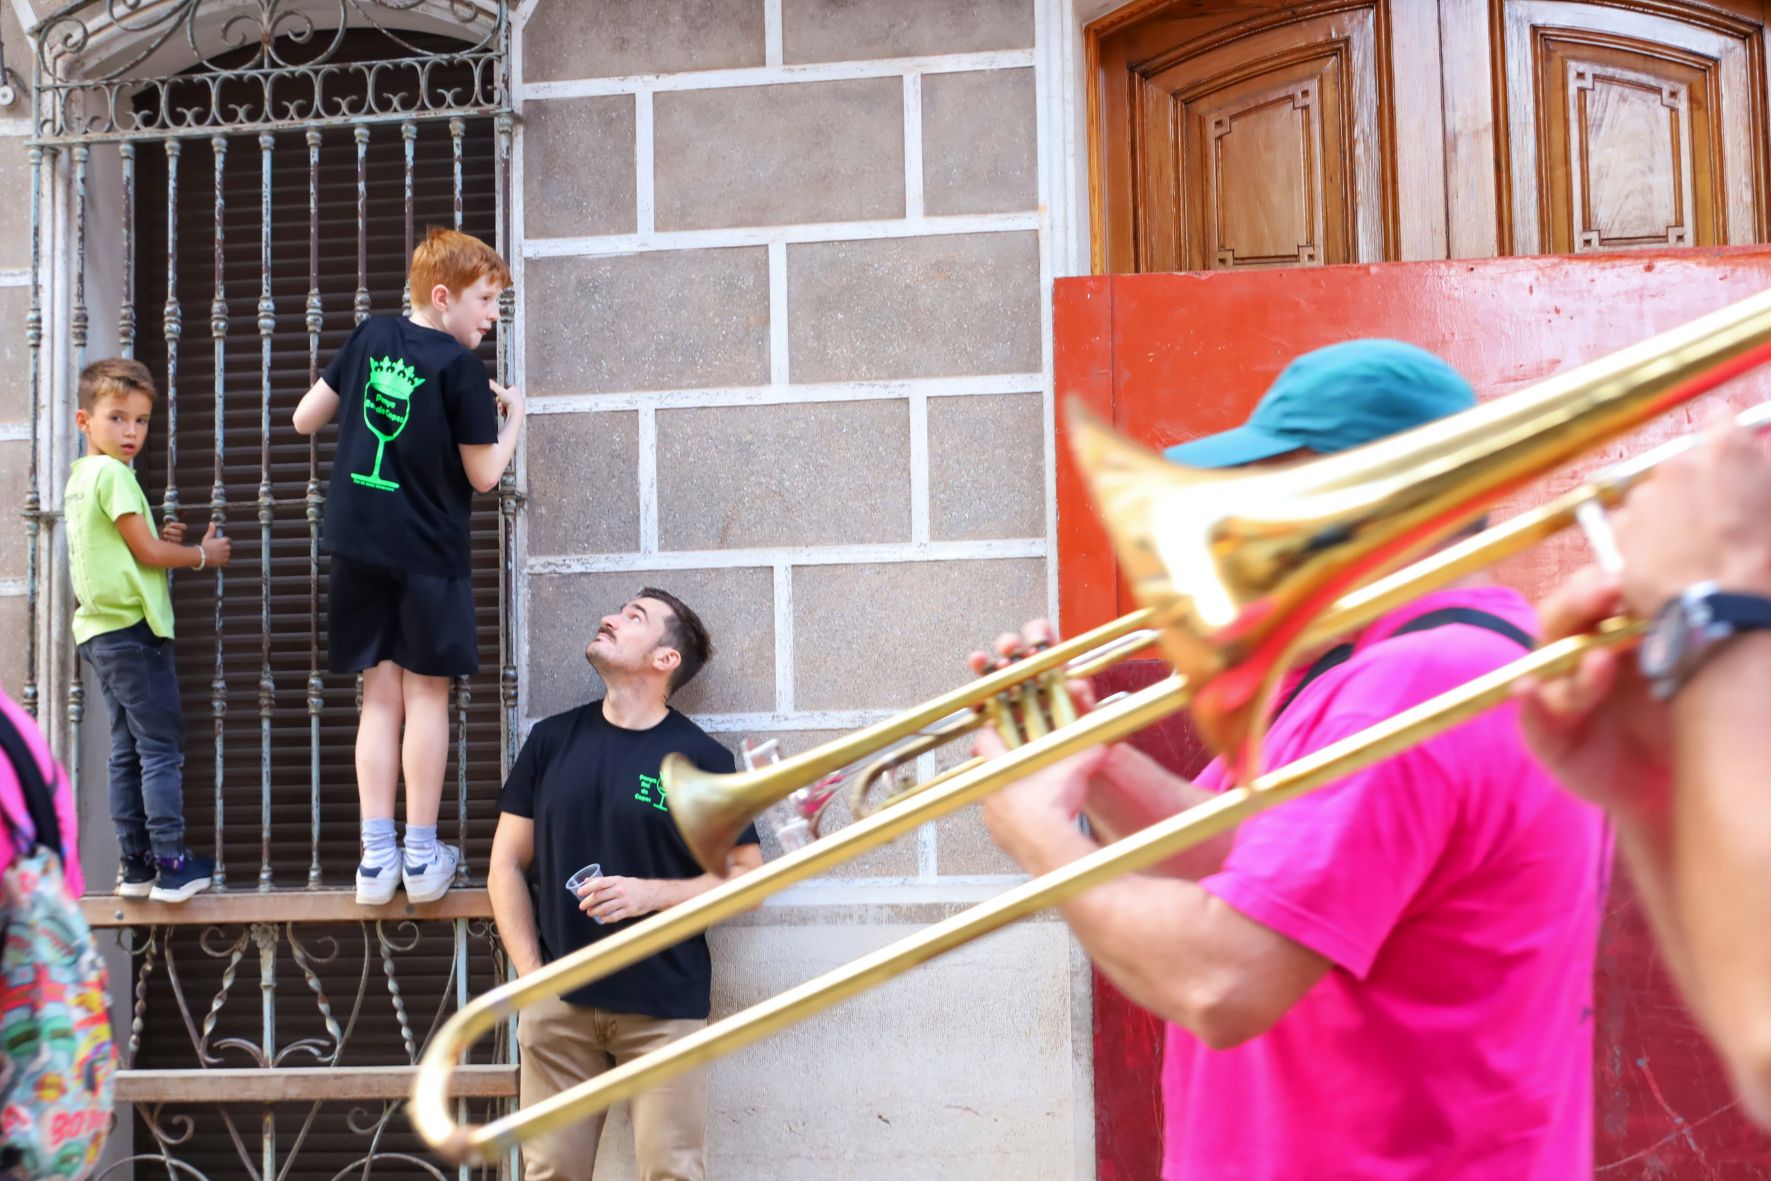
1093, 0, 1769, 271
1497, 0, 1769, 254
1094, 4, 1394, 272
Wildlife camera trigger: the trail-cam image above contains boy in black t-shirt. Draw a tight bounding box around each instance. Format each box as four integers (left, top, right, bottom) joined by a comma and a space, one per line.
293, 227, 525, 906
490, 589, 762, 1181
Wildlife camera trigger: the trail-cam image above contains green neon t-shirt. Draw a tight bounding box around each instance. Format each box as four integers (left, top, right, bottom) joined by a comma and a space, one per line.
65, 455, 175, 645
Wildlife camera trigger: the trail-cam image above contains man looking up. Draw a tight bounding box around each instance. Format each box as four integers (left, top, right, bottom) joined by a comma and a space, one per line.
489, 589, 761, 1181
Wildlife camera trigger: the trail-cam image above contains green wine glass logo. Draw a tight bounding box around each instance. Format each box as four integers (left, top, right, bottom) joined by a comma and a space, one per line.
352, 356, 424, 492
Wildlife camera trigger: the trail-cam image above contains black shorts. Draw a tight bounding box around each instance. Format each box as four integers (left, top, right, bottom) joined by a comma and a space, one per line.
326, 554, 478, 678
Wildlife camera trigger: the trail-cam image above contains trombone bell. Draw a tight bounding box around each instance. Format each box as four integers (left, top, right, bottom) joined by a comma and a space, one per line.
664, 752, 777, 873
1069, 286, 1771, 778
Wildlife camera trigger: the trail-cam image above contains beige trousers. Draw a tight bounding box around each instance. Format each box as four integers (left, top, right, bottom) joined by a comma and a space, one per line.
515, 992, 708, 1181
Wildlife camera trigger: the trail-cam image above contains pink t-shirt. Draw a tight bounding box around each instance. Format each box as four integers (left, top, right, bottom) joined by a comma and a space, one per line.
0, 687, 85, 897
1161, 586, 1609, 1181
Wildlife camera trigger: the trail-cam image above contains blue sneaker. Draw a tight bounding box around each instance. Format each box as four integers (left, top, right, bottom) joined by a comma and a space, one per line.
150, 852, 214, 903
402, 844, 460, 905
116, 851, 156, 899
355, 858, 401, 906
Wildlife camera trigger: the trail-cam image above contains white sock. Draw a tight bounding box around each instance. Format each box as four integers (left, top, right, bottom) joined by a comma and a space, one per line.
361, 818, 398, 871
404, 823, 439, 870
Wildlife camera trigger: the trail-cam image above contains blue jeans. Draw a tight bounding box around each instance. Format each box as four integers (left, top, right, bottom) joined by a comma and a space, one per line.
78, 620, 186, 860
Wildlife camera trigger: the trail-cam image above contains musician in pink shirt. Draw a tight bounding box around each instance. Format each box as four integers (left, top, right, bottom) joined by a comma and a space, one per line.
979, 341, 1610, 1180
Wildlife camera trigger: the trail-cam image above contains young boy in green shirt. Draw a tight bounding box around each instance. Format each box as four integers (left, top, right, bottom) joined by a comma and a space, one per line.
66, 359, 231, 901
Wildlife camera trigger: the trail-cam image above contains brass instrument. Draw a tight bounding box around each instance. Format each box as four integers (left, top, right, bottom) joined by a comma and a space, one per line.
411, 288, 1771, 1163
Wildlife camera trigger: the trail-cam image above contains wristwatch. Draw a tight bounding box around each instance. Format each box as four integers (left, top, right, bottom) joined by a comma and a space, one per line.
1638, 582, 1771, 701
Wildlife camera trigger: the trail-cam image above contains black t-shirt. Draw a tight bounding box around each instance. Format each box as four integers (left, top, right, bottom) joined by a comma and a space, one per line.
498, 702, 760, 1019
320, 316, 499, 578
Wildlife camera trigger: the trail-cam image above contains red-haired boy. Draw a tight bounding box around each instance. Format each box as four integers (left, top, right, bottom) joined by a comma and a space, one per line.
294, 227, 524, 905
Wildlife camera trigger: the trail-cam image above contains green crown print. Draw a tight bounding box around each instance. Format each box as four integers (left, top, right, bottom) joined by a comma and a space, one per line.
367, 356, 424, 399
352, 355, 426, 492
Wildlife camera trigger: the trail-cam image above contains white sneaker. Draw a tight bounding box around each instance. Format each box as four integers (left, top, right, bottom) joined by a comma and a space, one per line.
402, 844, 460, 904
355, 858, 401, 906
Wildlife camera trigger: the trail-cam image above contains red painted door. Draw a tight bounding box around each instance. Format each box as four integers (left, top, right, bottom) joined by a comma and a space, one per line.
1055, 250, 1771, 1180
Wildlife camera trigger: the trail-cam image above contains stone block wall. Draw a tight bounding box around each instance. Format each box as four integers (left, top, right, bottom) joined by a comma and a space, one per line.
510, 0, 1084, 1175
515, 0, 1051, 880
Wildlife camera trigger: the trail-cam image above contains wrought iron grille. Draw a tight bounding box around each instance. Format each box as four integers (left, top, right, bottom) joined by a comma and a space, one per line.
102, 912, 513, 1180
21, 3, 523, 1176
32, 0, 504, 142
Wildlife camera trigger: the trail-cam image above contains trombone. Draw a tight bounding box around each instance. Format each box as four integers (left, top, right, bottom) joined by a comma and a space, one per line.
411, 287, 1771, 1163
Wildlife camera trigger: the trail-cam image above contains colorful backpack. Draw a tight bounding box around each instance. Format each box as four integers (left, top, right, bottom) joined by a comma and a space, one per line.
0, 709, 115, 1179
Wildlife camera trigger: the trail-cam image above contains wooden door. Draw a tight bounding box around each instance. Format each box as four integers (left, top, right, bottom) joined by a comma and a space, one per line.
1089, 0, 1771, 270
1495, 0, 1769, 254
1091, 1, 1403, 271
1055, 250, 1771, 1178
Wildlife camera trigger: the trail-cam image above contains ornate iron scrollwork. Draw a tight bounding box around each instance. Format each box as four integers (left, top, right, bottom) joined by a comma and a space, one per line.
32, 0, 507, 141
109, 920, 508, 1178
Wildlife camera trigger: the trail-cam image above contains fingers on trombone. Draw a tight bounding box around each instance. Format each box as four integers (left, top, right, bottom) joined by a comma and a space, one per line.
1024, 618, 1058, 648
973, 619, 1065, 746
1517, 647, 1616, 724
1539, 566, 1622, 644
993, 620, 1055, 665
968, 633, 1027, 677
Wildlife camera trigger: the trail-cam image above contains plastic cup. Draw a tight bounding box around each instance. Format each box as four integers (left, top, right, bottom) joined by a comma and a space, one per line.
566, 863, 606, 925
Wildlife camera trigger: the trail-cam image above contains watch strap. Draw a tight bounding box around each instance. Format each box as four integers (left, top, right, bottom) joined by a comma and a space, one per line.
1650, 586, 1771, 700
1693, 590, 1771, 634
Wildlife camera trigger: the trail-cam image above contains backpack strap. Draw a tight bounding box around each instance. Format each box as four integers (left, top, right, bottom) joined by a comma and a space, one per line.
1389, 606, 1535, 652
0, 708, 61, 857
1273, 642, 1355, 719
1272, 607, 1534, 721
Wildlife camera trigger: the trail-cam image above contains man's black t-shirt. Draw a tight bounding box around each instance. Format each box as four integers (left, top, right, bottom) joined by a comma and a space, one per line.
498, 702, 760, 1019
321, 316, 498, 578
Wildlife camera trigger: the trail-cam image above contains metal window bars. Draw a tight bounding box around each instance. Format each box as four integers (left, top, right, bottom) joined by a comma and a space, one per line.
21, 2, 522, 1175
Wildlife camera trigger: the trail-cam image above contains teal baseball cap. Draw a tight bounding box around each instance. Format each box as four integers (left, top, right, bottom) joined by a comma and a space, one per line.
1163, 339, 1477, 469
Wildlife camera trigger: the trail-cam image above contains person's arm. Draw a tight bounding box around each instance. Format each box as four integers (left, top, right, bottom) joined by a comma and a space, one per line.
968, 623, 1236, 878
1670, 632, 1771, 1123
488, 812, 544, 977
1081, 743, 1234, 877
580, 842, 763, 925
292, 378, 339, 436
1527, 418, 1771, 1124
1616, 419, 1771, 1125
458, 381, 525, 495
979, 739, 1328, 1048
981, 620, 1484, 1049
115, 514, 231, 571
